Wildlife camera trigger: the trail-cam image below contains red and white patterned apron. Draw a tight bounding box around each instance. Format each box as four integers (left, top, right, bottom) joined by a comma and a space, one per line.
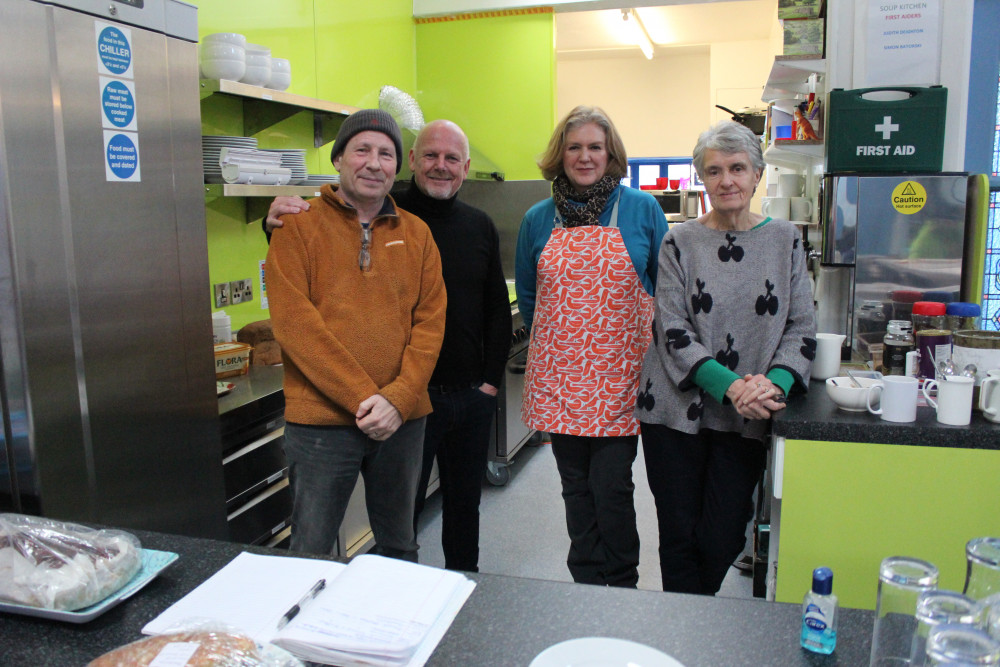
522, 195, 654, 437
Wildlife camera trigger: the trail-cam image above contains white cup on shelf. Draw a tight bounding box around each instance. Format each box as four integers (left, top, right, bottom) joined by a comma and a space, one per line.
777, 173, 805, 198
790, 197, 813, 222
761, 196, 791, 220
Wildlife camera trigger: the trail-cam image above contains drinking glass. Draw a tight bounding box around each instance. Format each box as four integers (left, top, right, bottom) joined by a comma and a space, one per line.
926, 623, 1000, 665
871, 556, 940, 667
910, 590, 984, 666
965, 538, 1000, 600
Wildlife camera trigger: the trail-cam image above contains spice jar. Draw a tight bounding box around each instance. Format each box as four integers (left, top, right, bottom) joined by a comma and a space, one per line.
883, 320, 914, 376
857, 300, 888, 334
912, 301, 947, 334
945, 302, 982, 333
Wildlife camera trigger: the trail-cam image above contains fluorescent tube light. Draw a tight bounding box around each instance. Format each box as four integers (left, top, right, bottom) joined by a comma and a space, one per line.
622, 8, 654, 60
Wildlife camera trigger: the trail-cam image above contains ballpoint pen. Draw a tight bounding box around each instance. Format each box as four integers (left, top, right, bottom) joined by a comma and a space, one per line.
277, 578, 326, 630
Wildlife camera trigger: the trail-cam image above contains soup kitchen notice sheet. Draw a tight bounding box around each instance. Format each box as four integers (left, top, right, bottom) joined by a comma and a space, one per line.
142, 552, 476, 667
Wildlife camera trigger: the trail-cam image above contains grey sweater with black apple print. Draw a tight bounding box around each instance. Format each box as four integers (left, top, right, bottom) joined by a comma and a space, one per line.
636, 218, 816, 442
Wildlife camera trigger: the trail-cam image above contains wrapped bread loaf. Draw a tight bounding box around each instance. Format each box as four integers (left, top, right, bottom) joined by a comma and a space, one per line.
88, 628, 306, 667
88, 630, 260, 667
0, 513, 141, 611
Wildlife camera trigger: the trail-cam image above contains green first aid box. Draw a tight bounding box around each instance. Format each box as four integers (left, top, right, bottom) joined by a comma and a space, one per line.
826, 86, 947, 172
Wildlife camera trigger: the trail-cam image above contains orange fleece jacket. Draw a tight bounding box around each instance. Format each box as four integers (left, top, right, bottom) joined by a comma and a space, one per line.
265, 185, 446, 426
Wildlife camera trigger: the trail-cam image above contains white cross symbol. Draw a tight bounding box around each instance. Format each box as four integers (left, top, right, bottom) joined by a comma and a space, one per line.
874, 116, 900, 140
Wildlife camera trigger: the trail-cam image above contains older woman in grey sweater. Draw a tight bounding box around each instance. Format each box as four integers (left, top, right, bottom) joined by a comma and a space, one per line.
637, 121, 816, 595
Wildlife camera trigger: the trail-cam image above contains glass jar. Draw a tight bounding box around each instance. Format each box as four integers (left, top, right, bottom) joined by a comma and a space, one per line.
892, 289, 923, 322
913, 301, 947, 334
946, 302, 982, 333
883, 320, 915, 376
857, 299, 889, 334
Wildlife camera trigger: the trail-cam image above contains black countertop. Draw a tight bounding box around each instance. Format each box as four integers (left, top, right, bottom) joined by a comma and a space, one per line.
772, 378, 1000, 449
0, 529, 874, 666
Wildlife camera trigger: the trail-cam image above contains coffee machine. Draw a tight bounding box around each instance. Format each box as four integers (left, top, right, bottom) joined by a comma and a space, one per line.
817, 172, 970, 359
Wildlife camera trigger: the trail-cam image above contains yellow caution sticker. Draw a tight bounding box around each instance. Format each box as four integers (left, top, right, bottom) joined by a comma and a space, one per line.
891, 180, 927, 215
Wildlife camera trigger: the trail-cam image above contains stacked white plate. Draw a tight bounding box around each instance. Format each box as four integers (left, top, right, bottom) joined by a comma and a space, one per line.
219, 147, 290, 185
203, 135, 258, 184
299, 174, 340, 186
261, 149, 307, 184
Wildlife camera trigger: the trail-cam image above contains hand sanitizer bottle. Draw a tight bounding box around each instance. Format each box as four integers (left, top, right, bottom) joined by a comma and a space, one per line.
801, 566, 838, 654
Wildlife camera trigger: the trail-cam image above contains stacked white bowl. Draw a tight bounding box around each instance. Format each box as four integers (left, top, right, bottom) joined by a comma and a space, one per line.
200, 33, 246, 81
241, 43, 271, 87
268, 58, 292, 91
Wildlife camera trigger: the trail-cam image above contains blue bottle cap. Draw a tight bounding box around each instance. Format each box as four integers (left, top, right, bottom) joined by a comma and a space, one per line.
946, 302, 981, 317
812, 567, 833, 595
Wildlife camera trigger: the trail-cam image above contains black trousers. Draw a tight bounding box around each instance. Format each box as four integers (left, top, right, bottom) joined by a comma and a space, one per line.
640, 423, 766, 596
550, 433, 640, 588
413, 385, 495, 572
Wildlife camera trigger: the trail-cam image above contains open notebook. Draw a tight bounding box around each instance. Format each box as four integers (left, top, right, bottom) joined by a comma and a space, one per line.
143, 552, 475, 667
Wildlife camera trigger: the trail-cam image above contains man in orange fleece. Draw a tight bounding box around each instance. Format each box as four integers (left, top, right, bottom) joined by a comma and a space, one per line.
265, 109, 446, 560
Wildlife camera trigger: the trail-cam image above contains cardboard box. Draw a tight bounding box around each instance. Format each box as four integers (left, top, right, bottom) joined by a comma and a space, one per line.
782, 18, 824, 57
778, 0, 825, 19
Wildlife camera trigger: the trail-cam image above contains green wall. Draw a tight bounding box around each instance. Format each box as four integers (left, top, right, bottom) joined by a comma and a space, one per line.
192, 2, 553, 332
415, 12, 555, 181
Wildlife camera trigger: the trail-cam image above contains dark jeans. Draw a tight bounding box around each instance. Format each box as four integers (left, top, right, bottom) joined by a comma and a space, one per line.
284, 418, 425, 561
413, 385, 496, 572
640, 423, 766, 595
550, 433, 640, 588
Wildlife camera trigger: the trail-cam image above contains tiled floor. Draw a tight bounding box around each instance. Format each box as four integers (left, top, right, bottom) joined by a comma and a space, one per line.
415, 439, 755, 598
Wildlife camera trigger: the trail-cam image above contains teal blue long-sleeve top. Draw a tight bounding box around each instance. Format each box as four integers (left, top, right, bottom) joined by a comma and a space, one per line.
514, 184, 669, 333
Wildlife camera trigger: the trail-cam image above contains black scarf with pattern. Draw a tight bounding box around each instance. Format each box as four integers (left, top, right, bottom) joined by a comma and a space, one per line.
552, 174, 619, 228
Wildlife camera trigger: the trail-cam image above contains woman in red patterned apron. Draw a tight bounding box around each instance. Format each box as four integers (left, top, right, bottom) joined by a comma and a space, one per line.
515, 106, 668, 587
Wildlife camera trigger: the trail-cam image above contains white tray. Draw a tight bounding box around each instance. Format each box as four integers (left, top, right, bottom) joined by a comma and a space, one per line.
0, 548, 178, 623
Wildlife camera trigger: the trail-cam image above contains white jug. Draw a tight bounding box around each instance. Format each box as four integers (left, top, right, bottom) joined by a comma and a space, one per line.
813, 333, 846, 380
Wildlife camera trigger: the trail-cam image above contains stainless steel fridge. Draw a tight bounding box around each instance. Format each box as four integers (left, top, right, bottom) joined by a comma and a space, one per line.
0, 0, 227, 537
818, 173, 971, 357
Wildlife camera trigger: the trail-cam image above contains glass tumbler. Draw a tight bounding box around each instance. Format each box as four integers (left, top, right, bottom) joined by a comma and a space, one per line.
910, 590, 985, 666
871, 556, 940, 667
926, 623, 1000, 665
982, 593, 1000, 642
965, 538, 1000, 600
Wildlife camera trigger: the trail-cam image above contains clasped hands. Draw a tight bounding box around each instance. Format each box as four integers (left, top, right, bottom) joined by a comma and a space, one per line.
356, 395, 402, 441
726, 374, 786, 420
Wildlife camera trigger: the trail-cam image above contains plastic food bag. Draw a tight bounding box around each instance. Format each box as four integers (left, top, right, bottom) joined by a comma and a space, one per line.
88, 620, 306, 667
0, 513, 141, 610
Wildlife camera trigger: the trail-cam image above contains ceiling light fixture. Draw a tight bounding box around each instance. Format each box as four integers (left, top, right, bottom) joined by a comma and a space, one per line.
622, 8, 654, 60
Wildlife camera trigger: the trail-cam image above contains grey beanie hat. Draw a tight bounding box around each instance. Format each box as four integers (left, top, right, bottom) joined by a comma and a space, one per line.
330, 109, 404, 174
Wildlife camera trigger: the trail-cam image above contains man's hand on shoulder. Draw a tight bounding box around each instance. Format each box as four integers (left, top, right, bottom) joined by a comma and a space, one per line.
265, 196, 310, 233
355, 394, 403, 441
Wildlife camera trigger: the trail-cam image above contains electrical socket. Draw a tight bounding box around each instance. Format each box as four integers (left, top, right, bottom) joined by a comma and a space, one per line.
213, 282, 230, 308
229, 280, 243, 304
229, 279, 253, 304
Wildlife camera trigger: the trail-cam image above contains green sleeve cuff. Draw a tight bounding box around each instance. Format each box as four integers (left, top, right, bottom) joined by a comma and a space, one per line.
694, 360, 741, 404
766, 368, 794, 396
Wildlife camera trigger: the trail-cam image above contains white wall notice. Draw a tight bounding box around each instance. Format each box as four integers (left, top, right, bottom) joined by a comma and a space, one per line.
865, 1, 941, 87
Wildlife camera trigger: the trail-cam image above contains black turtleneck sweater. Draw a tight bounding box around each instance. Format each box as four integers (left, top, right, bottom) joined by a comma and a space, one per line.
394, 181, 512, 388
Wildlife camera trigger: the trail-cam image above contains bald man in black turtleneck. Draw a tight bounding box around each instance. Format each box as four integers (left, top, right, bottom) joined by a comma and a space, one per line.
265, 120, 511, 572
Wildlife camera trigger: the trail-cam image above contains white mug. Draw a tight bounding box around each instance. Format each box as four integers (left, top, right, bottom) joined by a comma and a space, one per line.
979, 369, 1000, 423
812, 332, 846, 380
777, 173, 805, 198
923, 376, 974, 426
762, 196, 791, 220
789, 197, 813, 221
867, 375, 919, 423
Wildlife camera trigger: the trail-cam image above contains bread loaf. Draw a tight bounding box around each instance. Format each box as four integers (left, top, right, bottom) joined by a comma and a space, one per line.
88, 630, 261, 667
0, 514, 141, 611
